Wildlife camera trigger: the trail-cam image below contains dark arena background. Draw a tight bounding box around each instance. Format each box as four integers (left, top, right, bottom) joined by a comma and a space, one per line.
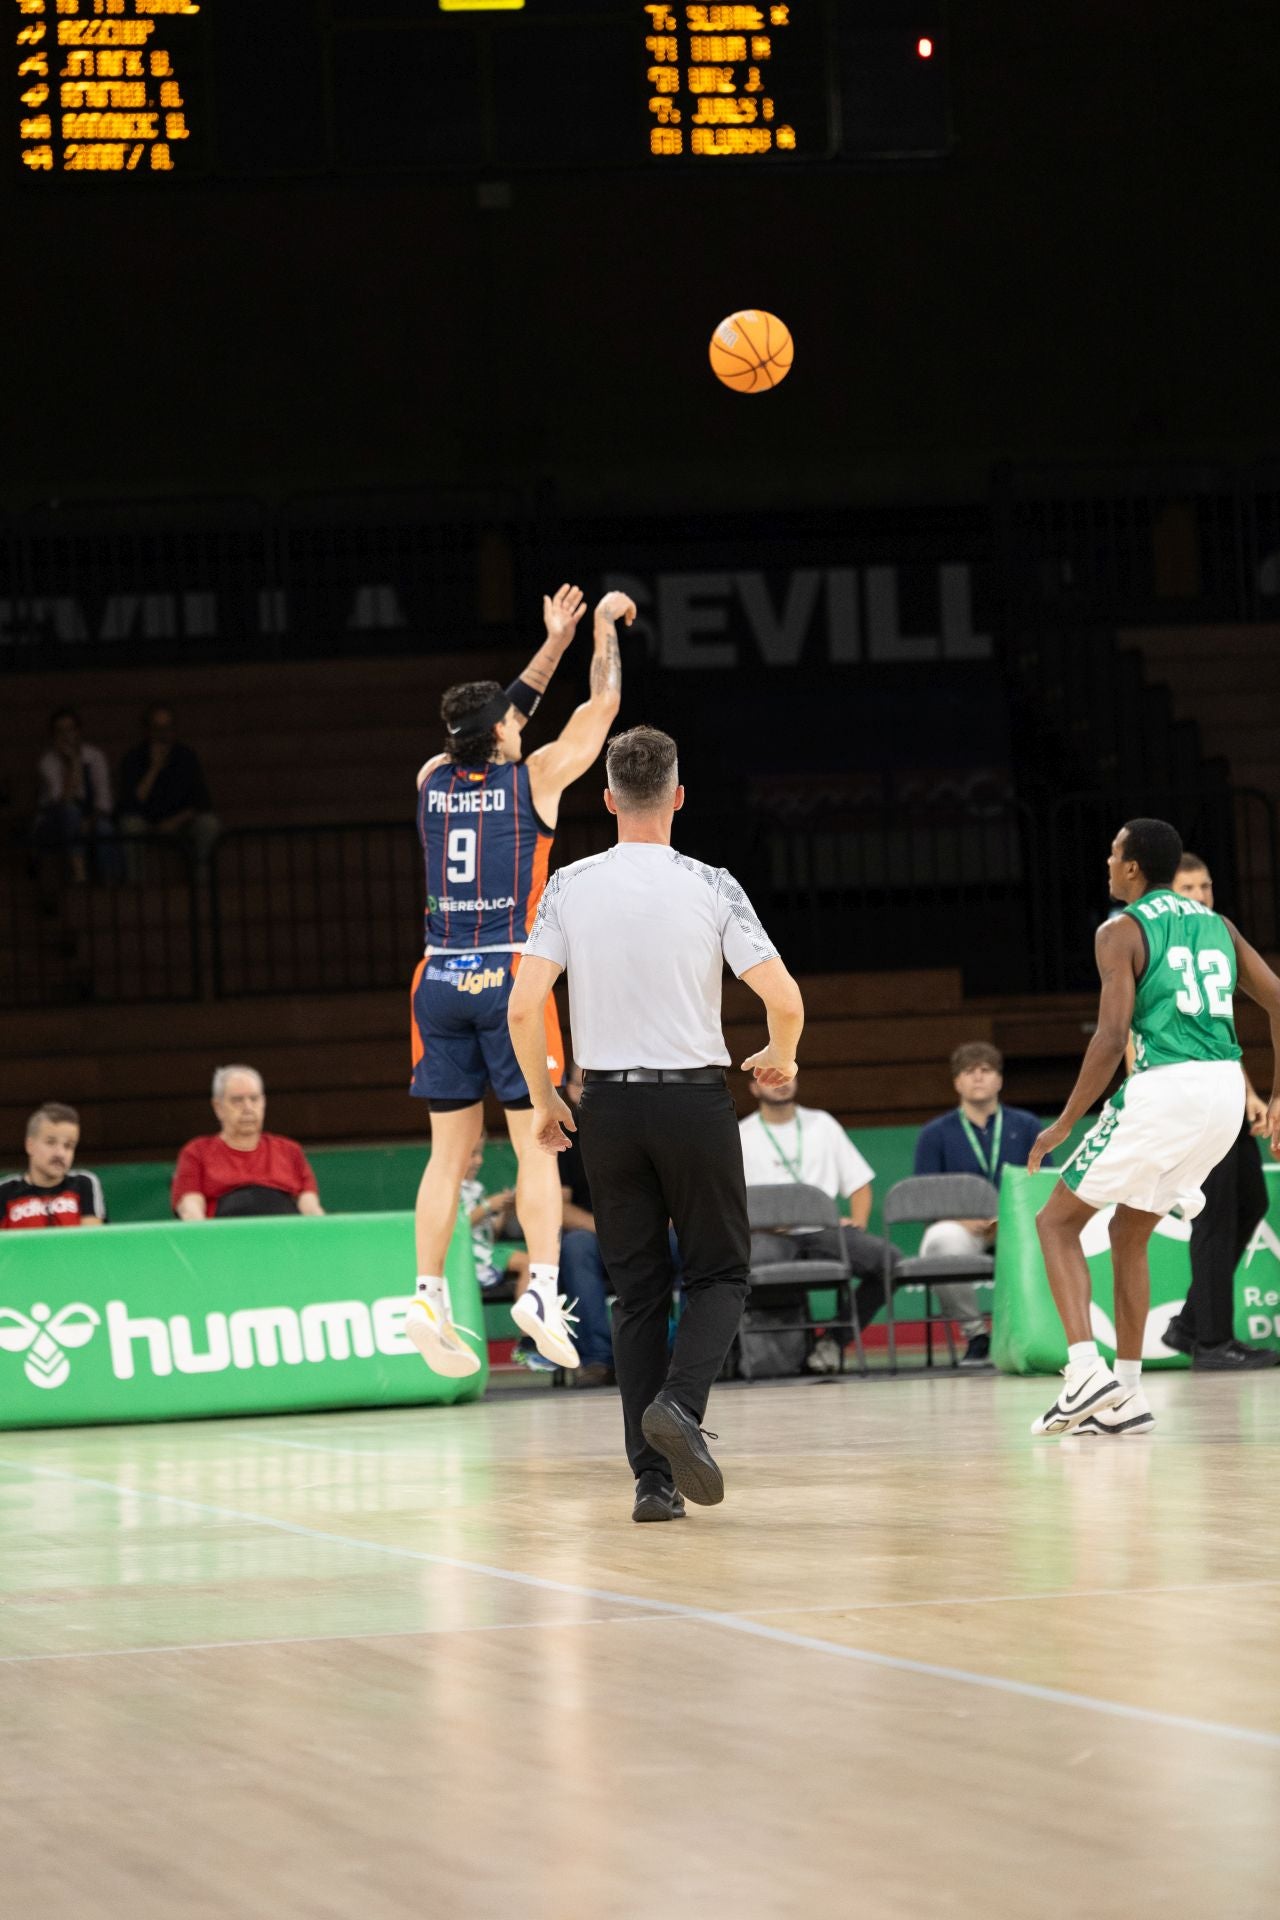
3, 6, 1279, 1917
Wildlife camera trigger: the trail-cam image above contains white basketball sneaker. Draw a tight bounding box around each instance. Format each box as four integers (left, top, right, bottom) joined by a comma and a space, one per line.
405, 1295, 482, 1378
1072, 1389, 1155, 1438
511, 1282, 580, 1370
1031, 1357, 1126, 1436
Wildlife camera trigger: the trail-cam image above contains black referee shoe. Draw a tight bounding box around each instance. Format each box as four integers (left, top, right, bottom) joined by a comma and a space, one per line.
1193, 1339, 1280, 1371
632, 1472, 686, 1523
641, 1391, 725, 1507
1161, 1316, 1195, 1357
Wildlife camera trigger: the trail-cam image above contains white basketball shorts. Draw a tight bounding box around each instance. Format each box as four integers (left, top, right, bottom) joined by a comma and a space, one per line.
1060, 1059, 1246, 1218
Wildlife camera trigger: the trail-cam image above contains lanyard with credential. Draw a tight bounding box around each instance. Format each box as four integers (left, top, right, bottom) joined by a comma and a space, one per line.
764, 1114, 805, 1183
957, 1107, 1003, 1183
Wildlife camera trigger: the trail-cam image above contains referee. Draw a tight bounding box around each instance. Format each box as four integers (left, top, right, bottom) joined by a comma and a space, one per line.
508, 726, 804, 1522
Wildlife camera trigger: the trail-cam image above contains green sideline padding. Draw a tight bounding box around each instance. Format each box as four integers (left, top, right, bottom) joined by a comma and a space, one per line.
0, 1208, 484, 1431
991, 1165, 1280, 1375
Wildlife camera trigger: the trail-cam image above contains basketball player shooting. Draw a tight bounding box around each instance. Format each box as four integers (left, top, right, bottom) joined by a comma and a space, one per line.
405, 584, 632, 1377
1026, 818, 1280, 1438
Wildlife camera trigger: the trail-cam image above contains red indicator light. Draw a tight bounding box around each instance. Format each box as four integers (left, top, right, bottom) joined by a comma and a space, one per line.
917, 37, 934, 59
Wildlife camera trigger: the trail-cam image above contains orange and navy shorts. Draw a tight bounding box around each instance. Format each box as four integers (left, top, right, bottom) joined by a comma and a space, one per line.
410, 951, 564, 1110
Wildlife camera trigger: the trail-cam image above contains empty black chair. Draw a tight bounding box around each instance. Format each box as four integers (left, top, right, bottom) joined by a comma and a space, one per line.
744, 1183, 865, 1378
880, 1174, 1000, 1372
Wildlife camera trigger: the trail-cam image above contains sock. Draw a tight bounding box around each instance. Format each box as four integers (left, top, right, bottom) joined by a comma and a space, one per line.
529, 1262, 560, 1300
415, 1274, 446, 1305
1115, 1357, 1142, 1387
1067, 1339, 1099, 1374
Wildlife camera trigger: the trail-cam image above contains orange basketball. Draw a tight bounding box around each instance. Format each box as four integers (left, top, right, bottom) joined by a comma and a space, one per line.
709, 309, 794, 393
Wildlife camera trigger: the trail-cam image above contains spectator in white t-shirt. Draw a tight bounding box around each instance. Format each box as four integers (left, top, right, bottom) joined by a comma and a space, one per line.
32, 707, 120, 886
739, 1074, 903, 1369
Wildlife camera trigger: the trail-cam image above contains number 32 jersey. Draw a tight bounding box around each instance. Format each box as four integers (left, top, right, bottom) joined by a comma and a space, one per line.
417, 760, 553, 953
1125, 888, 1242, 1071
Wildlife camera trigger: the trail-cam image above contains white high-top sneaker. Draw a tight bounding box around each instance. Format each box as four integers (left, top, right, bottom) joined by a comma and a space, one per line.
1072, 1388, 1155, 1437
405, 1294, 481, 1378
511, 1282, 580, 1369
1031, 1356, 1126, 1436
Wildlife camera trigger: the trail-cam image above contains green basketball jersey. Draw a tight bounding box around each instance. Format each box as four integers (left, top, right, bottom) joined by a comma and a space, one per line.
1124, 888, 1242, 1071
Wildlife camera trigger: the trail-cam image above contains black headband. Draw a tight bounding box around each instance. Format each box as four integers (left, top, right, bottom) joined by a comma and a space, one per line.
445, 677, 541, 740
446, 690, 511, 739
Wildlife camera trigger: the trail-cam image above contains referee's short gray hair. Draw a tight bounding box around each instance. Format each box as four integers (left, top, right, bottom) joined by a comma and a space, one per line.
211, 1064, 264, 1101
605, 726, 679, 810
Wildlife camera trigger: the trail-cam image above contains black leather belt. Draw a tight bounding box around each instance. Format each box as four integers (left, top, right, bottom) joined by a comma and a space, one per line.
582, 1067, 725, 1085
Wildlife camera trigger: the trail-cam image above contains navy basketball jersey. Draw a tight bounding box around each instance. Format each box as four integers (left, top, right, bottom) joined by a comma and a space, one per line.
417, 760, 553, 952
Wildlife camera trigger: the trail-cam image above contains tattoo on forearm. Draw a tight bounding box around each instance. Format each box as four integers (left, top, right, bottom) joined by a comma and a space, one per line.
523, 634, 569, 695
590, 626, 622, 698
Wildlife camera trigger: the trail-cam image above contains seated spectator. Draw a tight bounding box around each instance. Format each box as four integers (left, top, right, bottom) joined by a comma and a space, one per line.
913, 1041, 1050, 1365
32, 708, 119, 886
551, 1062, 618, 1388
0, 1103, 106, 1229
173, 1066, 324, 1219
117, 703, 220, 867
739, 1072, 903, 1370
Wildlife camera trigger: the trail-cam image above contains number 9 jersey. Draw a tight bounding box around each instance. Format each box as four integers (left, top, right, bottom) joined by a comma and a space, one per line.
1125, 887, 1242, 1072
417, 761, 553, 954
409, 759, 564, 1108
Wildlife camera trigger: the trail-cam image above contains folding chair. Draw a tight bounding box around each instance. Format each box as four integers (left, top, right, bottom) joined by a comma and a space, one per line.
744, 1183, 866, 1379
880, 1174, 1000, 1372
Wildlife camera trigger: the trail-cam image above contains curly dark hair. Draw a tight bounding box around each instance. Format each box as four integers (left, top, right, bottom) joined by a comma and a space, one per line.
441, 680, 505, 764
1121, 818, 1183, 889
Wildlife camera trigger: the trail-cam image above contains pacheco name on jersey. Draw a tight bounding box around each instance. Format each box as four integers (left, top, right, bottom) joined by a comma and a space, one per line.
425, 789, 509, 815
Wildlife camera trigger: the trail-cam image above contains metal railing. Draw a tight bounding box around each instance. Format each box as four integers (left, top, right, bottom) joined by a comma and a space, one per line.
1042, 786, 1280, 990
0, 833, 201, 1008
0, 485, 544, 671
209, 823, 421, 997
994, 459, 1280, 626
4, 789, 1277, 1009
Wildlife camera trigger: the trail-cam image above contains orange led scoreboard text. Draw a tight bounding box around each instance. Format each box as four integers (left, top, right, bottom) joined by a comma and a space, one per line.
644, 5, 812, 160
16, 0, 200, 175
14, 3, 942, 181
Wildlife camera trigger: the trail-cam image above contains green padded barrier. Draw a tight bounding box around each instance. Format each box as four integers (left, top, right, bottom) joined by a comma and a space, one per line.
991, 1165, 1280, 1375
0, 1207, 484, 1431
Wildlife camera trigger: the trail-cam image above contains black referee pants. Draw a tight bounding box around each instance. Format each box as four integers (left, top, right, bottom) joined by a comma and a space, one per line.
1183, 1117, 1268, 1346
576, 1079, 749, 1480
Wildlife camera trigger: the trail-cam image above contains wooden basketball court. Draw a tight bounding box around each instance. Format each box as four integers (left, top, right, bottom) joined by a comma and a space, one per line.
3, 1371, 1279, 1918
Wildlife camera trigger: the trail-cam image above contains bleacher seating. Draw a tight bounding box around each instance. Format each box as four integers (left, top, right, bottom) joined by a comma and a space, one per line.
3, 963, 1271, 1166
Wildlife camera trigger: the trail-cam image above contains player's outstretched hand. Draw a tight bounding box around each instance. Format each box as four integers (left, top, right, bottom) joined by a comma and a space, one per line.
543, 583, 587, 648
741, 1046, 798, 1089
1246, 1086, 1269, 1135
1028, 1117, 1070, 1174
1267, 1096, 1280, 1156
594, 590, 637, 628
532, 1091, 577, 1155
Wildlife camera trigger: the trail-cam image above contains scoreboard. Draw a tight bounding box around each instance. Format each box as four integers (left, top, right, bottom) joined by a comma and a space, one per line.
15, 2, 949, 182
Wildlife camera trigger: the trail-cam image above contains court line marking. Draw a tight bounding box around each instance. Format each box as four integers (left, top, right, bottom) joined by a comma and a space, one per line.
739, 1577, 1280, 1617
3, 1454, 1278, 1754
5, 1577, 1278, 1670
0, 1612, 684, 1668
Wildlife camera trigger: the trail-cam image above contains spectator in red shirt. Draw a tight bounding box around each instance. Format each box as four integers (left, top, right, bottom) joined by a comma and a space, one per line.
0, 1103, 106, 1229
172, 1066, 324, 1220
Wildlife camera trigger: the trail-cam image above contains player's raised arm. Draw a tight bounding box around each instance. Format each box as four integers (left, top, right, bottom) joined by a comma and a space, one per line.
1223, 919, 1280, 1148
525, 590, 630, 812
1028, 916, 1142, 1171
514, 583, 588, 713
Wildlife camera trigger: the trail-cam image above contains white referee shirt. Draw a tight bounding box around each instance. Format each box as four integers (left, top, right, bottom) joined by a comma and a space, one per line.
738, 1107, 874, 1200
523, 843, 778, 1070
